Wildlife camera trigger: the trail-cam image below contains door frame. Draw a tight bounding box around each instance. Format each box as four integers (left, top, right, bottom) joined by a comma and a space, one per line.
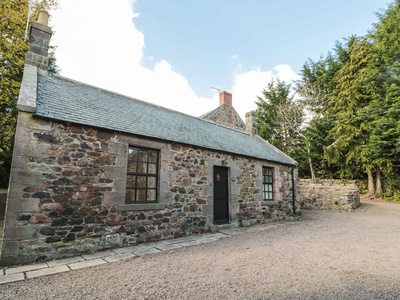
213, 166, 230, 224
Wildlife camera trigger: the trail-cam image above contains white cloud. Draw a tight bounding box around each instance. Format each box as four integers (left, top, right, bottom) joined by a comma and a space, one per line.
50, 0, 299, 123
50, 0, 215, 117
231, 64, 300, 120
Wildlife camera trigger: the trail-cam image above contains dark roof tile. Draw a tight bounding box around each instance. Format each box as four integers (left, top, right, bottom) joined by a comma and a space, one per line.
36, 75, 296, 165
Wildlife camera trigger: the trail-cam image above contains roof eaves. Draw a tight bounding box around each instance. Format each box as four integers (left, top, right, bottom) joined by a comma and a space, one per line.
254, 135, 298, 166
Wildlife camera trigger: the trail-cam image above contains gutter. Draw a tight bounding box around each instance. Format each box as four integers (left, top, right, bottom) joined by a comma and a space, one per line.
291, 166, 296, 215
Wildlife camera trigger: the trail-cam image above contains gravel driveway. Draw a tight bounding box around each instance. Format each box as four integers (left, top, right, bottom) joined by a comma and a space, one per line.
1, 200, 400, 300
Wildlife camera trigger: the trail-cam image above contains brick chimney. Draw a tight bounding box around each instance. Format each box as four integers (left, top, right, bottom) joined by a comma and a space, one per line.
219, 91, 232, 106
245, 111, 258, 135
25, 10, 52, 70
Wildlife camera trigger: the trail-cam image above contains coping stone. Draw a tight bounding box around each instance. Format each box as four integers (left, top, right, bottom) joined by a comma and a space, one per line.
26, 265, 70, 279
103, 253, 137, 263
81, 250, 115, 260
68, 258, 107, 270
5, 263, 48, 275
46, 256, 85, 267
0, 273, 25, 285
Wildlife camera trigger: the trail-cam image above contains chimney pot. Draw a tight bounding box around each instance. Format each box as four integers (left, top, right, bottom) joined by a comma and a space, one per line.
37, 10, 50, 26
219, 91, 232, 106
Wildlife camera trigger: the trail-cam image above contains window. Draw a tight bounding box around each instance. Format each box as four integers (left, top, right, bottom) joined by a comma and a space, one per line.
262, 167, 274, 201
126, 147, 159, 203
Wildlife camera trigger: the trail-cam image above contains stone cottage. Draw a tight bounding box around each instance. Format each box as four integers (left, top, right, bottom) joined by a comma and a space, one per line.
0, 12, 299, 266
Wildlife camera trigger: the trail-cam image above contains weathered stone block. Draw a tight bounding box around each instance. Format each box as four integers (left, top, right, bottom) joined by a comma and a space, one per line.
108, 141, 127, 155
104, 166, 125, 181
10, 171, 42, 186
4, 226, 38, 241
1, 241, 20, 258
6, 198, 40, 213
13, 142, 50, 159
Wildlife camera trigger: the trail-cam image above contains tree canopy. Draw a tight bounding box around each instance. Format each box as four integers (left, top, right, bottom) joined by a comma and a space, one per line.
257, 0, 400, 199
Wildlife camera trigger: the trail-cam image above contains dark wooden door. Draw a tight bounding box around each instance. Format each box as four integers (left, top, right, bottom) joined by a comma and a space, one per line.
213, 166, 229, 224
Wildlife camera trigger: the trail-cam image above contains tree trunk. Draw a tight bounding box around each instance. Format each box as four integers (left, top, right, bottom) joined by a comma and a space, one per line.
309, 156, 316, 183
368, 170, 375, 198
375, 167, 382, 198
307, 147, 316, 183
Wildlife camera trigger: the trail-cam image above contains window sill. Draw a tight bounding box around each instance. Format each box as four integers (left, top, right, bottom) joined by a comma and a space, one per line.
117, 203, 166, 211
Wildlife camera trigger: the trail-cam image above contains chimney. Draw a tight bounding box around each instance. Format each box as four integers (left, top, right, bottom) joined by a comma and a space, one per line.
25, 10, 52, 70
219, 91, 232, 106
245, 111, 258, 135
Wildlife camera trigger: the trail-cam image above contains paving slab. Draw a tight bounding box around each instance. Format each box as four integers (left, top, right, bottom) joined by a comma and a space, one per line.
197, 237, 219, 244
0, 273, 25, 284
155, 243, 183, 251
68, 258, 107, 270
26, 265, 70, 279
112, 246, 137, 254
103, 253, 137, 263
132, 247, 162, 256
81, 250, 115, 260
5, 263, 48, 275
47, 256, 85, 267
157, 239, 183, 245
178, 240, 203, 247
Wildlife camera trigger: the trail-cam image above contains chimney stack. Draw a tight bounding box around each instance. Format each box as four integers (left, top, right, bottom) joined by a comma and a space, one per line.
245, 111, 258, 135
219, 91, 232, 106
25, 10, 52, 70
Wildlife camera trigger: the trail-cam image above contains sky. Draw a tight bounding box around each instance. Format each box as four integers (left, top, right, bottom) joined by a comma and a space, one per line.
50, 0, 390, 120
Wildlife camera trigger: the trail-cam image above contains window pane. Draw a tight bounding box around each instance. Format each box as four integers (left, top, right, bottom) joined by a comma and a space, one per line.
262, 167, 274, 200
127, 162, 137, 173
138, 151, 148, 162
149, 151, 157, 163
137, 163, 147, 173
128, 148, 138, 161
126, 189, 135, 202
148, 163, 157, 174
126, 175, 136, 188
148, 177, 156, 188
147, 189, 156, 201
126, 147, 159, 203
137, 176, 146, 188
136, 189, 146, 201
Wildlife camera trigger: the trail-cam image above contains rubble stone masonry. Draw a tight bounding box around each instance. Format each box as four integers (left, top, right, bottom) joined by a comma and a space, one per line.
1, 112, 299, 266
300, 179, 360, 212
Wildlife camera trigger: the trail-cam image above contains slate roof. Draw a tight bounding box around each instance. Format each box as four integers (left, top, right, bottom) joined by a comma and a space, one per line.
36, 74, 296, 166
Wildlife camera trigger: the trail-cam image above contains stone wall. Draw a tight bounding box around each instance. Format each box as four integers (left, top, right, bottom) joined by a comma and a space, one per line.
300, 179, 360, 212
202, 104, 246, 132
1, 112, 299, 266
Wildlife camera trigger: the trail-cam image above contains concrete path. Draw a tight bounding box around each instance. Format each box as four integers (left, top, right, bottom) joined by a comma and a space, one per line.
0, 224, 288, 285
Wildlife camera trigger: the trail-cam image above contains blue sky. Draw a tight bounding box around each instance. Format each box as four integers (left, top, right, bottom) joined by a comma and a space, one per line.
50, 0, 390, 119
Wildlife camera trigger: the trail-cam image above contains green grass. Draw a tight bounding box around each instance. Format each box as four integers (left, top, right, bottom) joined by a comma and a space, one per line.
0, 189, 8, 194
